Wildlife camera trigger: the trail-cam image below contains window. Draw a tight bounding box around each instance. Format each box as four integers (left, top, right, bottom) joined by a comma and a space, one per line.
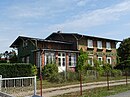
106, 42, 111, 50
26, 56, 29, 63
23, 41, 28, 47
62, 58, 65, 66
88, 57, 93, 66
97, 41, 102, 49
88, 39, 93, 48
68, 53, 76, 67
45, 52, 55, 65
36, 52, 40, 68
58, 58, 61, 66
107, 57, 111, 64
22, 57, 25, 63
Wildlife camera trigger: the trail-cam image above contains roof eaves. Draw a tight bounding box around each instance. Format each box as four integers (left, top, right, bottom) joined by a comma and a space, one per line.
76, 33, 121, 42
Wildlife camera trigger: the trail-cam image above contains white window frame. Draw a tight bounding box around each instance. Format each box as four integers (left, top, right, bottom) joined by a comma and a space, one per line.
106, 42, 111, 50
107, 57, 111, 64
36, 52, 40, 68
68, 53, 76, 67
45, 52, 55, 65
88, 39, 93, 48
88, 56, 93, 66
97, 41, 102, 49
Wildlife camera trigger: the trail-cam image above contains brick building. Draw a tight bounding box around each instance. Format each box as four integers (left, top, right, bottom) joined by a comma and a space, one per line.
10, 32, 121, 72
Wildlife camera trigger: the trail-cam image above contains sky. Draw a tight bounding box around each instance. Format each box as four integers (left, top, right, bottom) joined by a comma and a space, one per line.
0, 0, 130, 53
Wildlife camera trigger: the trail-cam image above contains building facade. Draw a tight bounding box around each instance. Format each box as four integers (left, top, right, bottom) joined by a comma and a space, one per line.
10, 32, 120, 72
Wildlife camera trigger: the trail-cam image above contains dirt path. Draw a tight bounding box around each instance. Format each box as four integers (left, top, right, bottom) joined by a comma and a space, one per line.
41, 81, 130, 97
10, 79, 130, 97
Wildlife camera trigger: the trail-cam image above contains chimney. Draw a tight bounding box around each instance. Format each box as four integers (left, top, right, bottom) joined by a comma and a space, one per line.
57, 31, 61, 33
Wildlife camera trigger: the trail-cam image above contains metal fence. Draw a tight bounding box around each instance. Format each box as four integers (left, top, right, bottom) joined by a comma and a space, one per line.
0, 75, 36, 97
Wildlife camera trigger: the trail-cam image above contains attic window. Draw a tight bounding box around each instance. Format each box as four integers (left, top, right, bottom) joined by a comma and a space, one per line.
23, 41, 28, 47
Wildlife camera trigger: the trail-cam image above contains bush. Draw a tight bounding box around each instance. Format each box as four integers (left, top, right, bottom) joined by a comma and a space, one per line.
0, 60, 7, 63
66, 71, 79, 81
0, 63, 37, 78
111, 69, 122, 77
42, 64, 58, 80
48, 73, 64, 83
31, 65, 38, 76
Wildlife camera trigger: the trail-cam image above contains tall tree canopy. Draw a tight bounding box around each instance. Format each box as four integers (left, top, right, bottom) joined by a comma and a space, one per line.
118, 37, 130, 62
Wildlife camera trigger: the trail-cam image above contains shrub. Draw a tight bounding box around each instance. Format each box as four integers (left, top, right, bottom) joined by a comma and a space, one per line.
0, 63, 37, 78
48, 73, 64, 83
111, 69, 122, 77
42, 64, 58, 80
0, 60, 7, 63
31, 65, 38, 76
66, 71, 79, 81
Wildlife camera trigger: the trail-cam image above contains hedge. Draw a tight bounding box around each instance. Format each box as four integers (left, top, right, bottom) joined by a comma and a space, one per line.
0, 63, 37, 78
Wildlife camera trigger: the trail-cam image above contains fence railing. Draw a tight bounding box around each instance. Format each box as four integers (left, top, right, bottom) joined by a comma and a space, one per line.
0, 75, 36, 97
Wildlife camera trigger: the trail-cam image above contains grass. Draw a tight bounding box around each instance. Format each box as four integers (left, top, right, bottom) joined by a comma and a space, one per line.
36, 76, 130, 89
55, 84, 130, 97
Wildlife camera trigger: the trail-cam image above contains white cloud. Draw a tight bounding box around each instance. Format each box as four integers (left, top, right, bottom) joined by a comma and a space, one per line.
77, 0, 89, 6
43, 0, 130, 32
6, 0, 76, 19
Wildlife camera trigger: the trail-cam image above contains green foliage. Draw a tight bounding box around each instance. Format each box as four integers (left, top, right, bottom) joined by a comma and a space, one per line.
0, 60, 7, 63
111, 69, 122, 77
48, 73, 64, 83
118, 37, 130, 61
42, 63, 58, 80
0, 63, 36, 78
66, 71, 79, 81
103, 63, 112, 72
76, 48, 88, 71
9, 54, 18, 63
31, 65, 38, 76
82, 64, 93, 71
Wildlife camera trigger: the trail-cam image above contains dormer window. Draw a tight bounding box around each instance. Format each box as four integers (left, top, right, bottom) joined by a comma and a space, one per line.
106, 42, 111, 50
97, 41, 102, 49
88, 39, 93, 48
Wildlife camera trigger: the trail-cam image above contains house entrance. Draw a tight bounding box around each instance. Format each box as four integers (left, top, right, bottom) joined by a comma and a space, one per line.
58, 52, 66, 72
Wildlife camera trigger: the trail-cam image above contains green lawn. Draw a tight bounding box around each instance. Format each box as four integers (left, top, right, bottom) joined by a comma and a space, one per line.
55, 84, 130, 97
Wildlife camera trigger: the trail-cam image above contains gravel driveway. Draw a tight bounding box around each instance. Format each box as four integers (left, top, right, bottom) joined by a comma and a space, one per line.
106, 90, 130, 97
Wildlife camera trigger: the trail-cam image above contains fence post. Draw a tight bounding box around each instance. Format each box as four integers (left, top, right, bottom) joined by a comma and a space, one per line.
0, 75, 2, 91
34, 76, 37, 95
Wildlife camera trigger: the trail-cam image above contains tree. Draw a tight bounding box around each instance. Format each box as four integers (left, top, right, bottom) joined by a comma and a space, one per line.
103, 62, 112, 90
117, 37, 130, 70
118, 37, 130, 62
9, 50, 18, 63
76, 48, 88, 72
76, 48, 88, 95
93, 58, 102, 79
